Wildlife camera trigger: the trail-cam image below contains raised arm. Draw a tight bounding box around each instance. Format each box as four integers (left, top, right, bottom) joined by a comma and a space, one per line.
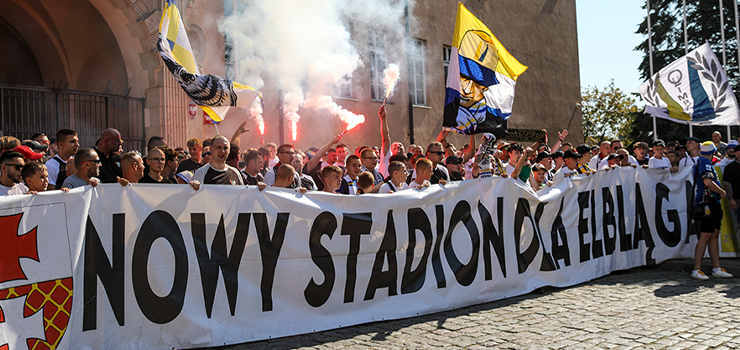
306, 134, 341, 172
230, 121, 249, 149
551, 129, 568, 153
462, 134, 476, 164
511, 147, 533, 180
379, 106, 391, 156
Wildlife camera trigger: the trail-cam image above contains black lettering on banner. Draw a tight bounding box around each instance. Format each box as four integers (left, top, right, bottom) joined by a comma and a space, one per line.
577, 191, 591, 263
443, 201, 480, 286
402, 208, 433, 294
590, 189, 603, 259
514, 198, 540, 274
254, 212, 289, 312
83, 214, 125, 331
191, 213, 250, 318
602, 188, 617, 255
633, 184, 656, 264
431, 205, 447, 288
685, 180, 700, 242
364, 211, 398, 300
616, 185, 631, 251
305, 212, 336, 307
655, 183, 681, 247
341, 213, 372, 303
550, 198, 571, 268
479, 199, 506, 279
132, 210, 189, 324
534, 203, 557, 272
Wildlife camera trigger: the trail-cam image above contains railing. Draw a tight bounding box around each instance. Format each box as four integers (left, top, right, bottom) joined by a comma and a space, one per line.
0, 84, 145, 152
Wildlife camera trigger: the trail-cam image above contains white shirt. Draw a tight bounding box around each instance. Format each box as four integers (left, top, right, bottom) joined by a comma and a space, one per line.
0, 182, 28, 196
408, 164, 450, 183
342, 174, 358, 195
268, 156, 279, 169
45, 156, 67, 186
588, 154, 604, 171
648, 156, 671, 169
599, 155, 638, 170
410, 179, 431, 190
378, 181, 410, 193
679, 155, 699, 169
553, 166, 574, 182
379, 148, 393, 178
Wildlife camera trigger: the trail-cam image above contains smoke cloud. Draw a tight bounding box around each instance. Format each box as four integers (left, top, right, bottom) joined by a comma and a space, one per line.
221, 0, 410, 140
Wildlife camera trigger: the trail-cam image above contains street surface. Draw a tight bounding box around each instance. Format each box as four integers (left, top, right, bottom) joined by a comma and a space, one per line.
209, 259, 740, 349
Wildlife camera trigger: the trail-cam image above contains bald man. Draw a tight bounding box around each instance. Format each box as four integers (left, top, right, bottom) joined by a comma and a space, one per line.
120, 151, 144, 184
190, 135, 265, 191
93, 128, 123, 183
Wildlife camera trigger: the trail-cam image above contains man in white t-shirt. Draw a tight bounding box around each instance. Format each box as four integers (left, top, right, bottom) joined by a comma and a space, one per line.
553, 149, 579, 182
679, 136, 701, 169
588, 141, 611, 170
378, 161, 411, 193
0, 151, 29, 195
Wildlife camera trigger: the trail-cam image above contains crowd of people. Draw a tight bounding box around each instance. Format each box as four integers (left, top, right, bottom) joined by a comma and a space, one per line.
0, 106, 738, 280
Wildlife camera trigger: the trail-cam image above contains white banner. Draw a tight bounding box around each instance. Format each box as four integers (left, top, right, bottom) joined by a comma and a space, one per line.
0, 167, 698, 349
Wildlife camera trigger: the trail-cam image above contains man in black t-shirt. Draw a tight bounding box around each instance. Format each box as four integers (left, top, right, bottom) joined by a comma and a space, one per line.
177, 138, 203, 172
92, 128, 123, 183
722, 142, 740, 225
190, 135, 265, 191
241, 149, 265, 185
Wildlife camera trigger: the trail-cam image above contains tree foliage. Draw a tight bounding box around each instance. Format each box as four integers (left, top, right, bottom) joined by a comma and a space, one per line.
633, 0, 739, 140
581, 80, 638, 144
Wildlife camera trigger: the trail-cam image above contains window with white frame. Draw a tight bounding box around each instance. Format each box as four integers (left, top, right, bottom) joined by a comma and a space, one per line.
410, 38, 426, 106
443, 45, 452, 85
223, 0, 247, 81
369, 31, 387, 102
335, 74, 353, 99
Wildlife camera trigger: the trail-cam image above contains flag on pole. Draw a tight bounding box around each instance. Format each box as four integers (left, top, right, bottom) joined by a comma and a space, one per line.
639, 42, 740, 126
443, 2, 528, 137
158, 0, 260, 123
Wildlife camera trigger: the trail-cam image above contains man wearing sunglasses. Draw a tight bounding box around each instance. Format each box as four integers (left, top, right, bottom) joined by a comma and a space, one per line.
407, 141, 450, 185
61, 148, 101, 189
0, 151, 29, 195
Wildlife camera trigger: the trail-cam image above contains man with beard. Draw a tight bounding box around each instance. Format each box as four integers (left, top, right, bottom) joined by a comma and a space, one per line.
47, 129, 79, 190
92, 128, 123, 183
444, 156, 465, 181
61, 148, 101, 189
717, 140, 738, 170
0, 151, 29, 195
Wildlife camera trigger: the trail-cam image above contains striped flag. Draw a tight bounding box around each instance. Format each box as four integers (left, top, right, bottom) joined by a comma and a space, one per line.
158, 0, 259, 123
443, 3, 528, 138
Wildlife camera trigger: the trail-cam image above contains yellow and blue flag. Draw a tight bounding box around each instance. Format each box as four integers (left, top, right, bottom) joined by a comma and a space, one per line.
443, 3, 528, 137
158, 0, 259, 123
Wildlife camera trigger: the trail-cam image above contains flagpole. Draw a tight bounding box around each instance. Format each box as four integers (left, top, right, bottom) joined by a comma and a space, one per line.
734, 0, 740, 141
684, 0, 694, 137
720, 0, 732, 142
647, 0, 658, 141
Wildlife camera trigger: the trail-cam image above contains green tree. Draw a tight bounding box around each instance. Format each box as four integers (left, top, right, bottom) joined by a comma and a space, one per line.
581, 80, 638, 144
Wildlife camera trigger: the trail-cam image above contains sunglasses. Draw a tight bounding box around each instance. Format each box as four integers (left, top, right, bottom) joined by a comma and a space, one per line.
82, 159, 102, 165
202, 152, 212, 157
5, 163, 23, 171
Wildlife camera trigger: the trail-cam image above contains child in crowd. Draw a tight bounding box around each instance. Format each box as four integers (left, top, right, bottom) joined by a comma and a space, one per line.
22, 163, 69, 194
379, 161, 410, 193
321, 165, 343, 193
338, 155, 361, 195
356, 171, 374, 194
410, 158, 432, 190
648, 139, 672, 170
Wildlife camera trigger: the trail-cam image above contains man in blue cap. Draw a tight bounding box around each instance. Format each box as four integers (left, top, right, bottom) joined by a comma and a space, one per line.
679, 136, 701, 169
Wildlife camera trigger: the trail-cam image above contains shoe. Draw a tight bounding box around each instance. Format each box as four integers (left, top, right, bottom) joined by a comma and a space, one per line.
692, 270, 709, 280
712, 268, 733, 278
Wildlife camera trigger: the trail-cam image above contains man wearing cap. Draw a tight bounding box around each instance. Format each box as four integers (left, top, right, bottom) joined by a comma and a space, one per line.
444, 156, 465, 181
717, 140, 738, 170
550, 150, 564, 176
692, 141, 732, 280
13, 145, 43, 163
530, 163, 552, 192
0, 151, 29, 195
553, 149, 580, 182
536, 151, 553, 182
574, 144, 594, 175
648, 139, 671, 170
722, 141, 740, 231
679, 136, 701, 169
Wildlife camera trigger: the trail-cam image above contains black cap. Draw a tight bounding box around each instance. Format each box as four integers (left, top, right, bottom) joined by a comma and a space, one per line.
445, 155, 462, 165
575, 144, 591, 155
677, 144, 687, 150
590, 145, 599, 151
607, 153, 620, 161
551, 150, 564, 159
684, 136, 700, 143
652, 139, 666, 147
535, 151, 551, 163
563, 149, 580, 159
22, 140, 48, 151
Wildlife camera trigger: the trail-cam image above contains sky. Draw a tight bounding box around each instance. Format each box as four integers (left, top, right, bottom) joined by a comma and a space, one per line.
576, 0, 645, 99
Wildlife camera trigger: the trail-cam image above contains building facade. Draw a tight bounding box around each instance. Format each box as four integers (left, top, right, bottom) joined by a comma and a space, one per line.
1, 0, 582, 151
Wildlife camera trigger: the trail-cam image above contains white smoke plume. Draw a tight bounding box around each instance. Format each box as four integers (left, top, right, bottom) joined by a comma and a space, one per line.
248, 96, 264, 136
221, 0, 410, 140
383, 63, 401, 100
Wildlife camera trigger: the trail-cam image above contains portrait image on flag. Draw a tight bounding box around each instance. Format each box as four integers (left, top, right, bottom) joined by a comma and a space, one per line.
443, 3, 528, 138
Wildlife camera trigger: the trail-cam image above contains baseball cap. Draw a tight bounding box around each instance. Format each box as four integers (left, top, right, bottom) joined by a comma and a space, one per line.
575, 144, 591, 155
551, 150, 564, 159
727, 140, 739, 150
652, 139, 666, 147
444, 155, 462, 165
607, 153, 621, 161
532, 163, 548, 171
563, 149, 580, 159
535, 151, 551, 163
23, 140, 48, 151
13, 145, 43, 160
684, 136, 700, 143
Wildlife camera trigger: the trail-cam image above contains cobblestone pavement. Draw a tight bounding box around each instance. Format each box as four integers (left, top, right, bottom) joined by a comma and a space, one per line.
211, 259, 740, 349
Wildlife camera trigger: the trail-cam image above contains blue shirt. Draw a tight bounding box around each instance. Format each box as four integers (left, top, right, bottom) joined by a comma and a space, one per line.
694, 157, 721, 205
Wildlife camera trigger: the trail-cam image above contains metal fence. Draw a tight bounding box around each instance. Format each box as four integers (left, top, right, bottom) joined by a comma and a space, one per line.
0, 84, 145, 152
